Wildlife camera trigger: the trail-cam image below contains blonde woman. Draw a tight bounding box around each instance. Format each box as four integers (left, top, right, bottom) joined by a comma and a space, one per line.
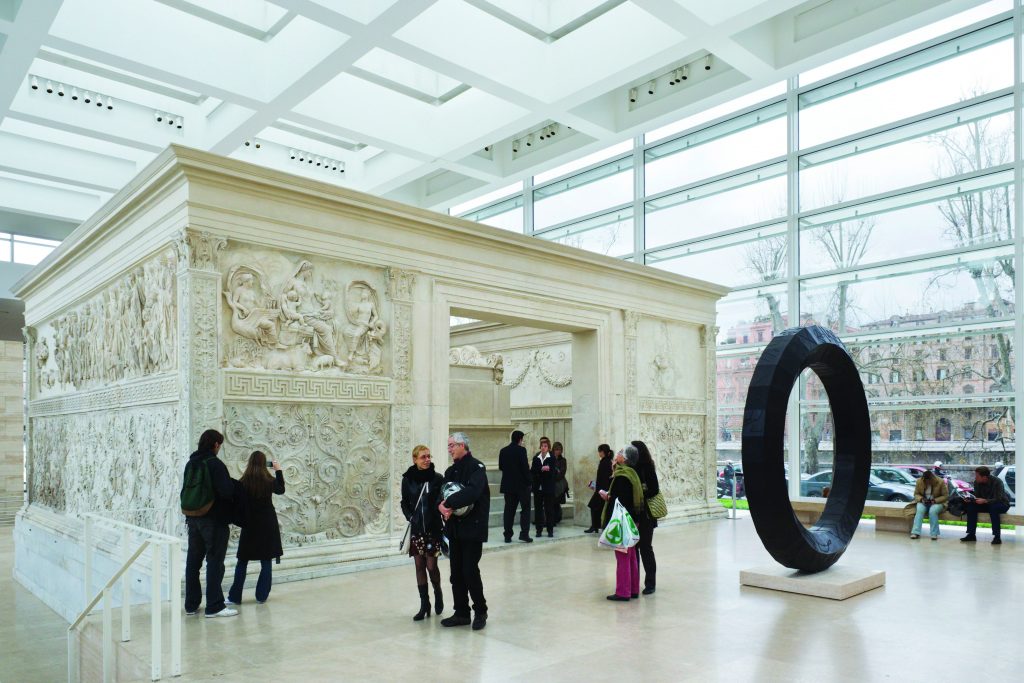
401, 445, 445, 620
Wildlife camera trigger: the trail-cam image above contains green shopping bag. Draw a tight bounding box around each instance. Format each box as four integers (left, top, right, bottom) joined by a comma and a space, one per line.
599, 499, 639, 552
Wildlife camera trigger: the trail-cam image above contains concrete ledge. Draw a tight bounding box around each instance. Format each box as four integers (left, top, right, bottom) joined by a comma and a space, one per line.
740, 565, 885, 600
791, 499, 1023, 533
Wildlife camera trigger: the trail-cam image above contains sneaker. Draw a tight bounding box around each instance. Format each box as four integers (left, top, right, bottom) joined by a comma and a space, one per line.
910, 534, 919, 539
960, 535, 977, 542
185, 609, 198, 616
205, 607, 239, 618
441, 615, 471, 627
992, 537, 1002, 545
225, 599, 238, 606
472, 613, 487, 631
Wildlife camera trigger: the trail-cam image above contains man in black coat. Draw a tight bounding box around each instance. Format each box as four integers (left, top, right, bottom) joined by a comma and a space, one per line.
439, 432, 490, 631
498, 430, 533, 543
182, 429, 238, 618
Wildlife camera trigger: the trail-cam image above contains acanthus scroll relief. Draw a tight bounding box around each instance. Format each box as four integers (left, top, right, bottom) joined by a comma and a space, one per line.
29, 405, 181, 534
34, 249, 177, 394
223, 257, 387, 375
640, 414, 706, 504
223, 403, 391, 542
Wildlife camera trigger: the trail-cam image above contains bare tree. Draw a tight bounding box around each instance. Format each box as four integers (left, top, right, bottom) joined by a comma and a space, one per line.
743, 234, 787, 332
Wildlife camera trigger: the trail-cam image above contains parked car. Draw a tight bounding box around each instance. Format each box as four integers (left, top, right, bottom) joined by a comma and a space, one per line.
894, 465, 972, 493
993, 464, 1016, 504
801, 471, 915, 501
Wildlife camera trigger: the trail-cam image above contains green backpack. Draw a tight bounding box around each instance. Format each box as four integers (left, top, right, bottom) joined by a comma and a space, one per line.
180, 458, 215, 516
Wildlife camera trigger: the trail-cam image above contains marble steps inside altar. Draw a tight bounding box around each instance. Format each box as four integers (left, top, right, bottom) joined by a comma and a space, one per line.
481, 465, 575, 530
0, 494, 21, 526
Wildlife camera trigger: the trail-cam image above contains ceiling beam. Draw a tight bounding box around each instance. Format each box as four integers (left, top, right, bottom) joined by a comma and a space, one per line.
0, 0, 63, 121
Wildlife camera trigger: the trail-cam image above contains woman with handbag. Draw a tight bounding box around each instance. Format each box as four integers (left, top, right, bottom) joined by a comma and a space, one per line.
633, 440, 660, 595
910, 469, 948, 540
401, 444, 445, 620
227, 450, 285, 605
599, 445, 644, 601
586, 444, 614, 533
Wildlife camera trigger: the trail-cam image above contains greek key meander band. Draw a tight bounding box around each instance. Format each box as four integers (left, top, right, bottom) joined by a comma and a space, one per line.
29, 375, 178, 417
638, 397, 706, 415
222, 371, 391, 403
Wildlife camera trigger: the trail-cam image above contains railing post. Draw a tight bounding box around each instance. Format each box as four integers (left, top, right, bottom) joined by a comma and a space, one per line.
151, 542, 162, 681
121, 527, 131, 642
102, 587, 113, 683
83, 516, 93, 612
169, 541, 182, 677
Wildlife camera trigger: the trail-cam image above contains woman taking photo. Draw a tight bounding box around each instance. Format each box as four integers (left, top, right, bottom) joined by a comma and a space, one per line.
401, 444, 445, 620
227, 450, 285, 605
599, 445, 644, 601
633, 440, 659, 595
585, 444, 614, 533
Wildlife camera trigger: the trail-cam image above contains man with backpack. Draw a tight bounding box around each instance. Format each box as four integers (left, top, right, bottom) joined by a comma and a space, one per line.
181, 429, 238, 618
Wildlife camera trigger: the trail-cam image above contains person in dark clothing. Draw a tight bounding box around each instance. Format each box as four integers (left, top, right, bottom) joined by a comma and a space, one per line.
962, 465, 1011, 545
633, 440, 659, 594
586, 444, 614, 533
439, 432, 491, 631
400, 444, 445, 621
599, 445, 644, 601
183, 429, 238, 618
227, 450, 285, 605
498, 430, 533, 543
552, 441, 569, 525
531, 436, 558, 537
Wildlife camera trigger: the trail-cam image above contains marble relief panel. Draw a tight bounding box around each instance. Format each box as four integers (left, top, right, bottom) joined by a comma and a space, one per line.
219, 245, 389, 376
33, 248, 178, 396
502, 343, 572, 407
29, 405, 180, 532
222, 402, 391, 544
640, 414, 707, 504
636, 319, 703, 398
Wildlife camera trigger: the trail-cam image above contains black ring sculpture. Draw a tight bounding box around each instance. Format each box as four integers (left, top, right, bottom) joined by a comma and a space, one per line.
741, 326, 871, 573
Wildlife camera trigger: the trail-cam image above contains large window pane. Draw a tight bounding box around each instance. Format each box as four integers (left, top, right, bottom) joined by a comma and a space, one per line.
535, 208, 633, 258
716, 284, 788, 348
800, 246, 1014, 336
450, 181, 523, 216
647, 223, 786, 288
800, 172, 1014, 274
534, 141, 632, 184
461, 195, 524, 232
799, 98, 1013, 211
534, 157, 632, 230
645, 102, 786, 196
800, 22, 1012, 148
645, 163, 786, 249
646, 81, 786, 144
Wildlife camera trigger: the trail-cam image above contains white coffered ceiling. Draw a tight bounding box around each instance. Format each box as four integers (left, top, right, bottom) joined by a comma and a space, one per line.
0, 0, 989, 238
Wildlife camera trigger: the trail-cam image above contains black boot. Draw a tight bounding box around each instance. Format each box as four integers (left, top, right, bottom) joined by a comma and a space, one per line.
413, 584, 431, 621
432, 581, 444, 615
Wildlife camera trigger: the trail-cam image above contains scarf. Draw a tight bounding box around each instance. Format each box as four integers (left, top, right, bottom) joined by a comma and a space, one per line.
404, 463, 437, 483
602, 463, 644, 525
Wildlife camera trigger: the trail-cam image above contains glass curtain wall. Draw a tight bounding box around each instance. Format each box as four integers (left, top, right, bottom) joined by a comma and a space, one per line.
452, 2, 1020, 490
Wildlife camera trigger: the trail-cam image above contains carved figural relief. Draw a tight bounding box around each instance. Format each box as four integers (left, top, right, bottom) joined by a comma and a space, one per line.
223, 403, 391, 542
35, 250, 177, 392
222, 259, 387, 375
449, 345, 505, 385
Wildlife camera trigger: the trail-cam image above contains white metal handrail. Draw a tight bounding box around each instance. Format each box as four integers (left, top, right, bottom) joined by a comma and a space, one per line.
69, 513, 183, 682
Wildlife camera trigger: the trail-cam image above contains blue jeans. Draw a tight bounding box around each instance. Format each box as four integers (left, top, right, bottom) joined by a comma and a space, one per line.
912, 503, 943, 538
228, 559, 273, 603
184, 517, 229, 615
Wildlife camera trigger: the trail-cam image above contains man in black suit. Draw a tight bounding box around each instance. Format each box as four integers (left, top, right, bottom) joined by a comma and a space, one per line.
498, 430, 533, 544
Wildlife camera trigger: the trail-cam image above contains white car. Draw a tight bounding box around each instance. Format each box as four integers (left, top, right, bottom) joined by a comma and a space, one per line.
993, 464, 1016, 504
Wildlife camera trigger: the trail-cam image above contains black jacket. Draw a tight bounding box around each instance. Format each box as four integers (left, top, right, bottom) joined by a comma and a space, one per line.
602, 467, 642, 527
588, 456, 614, 511
184, 449, 235, 525
401, 464, 445, 537
636, 459, 660, 529
442, 453, 490, 543
498, 442, 530, 493
531, 453, 558, 494
236, 471, 285, 561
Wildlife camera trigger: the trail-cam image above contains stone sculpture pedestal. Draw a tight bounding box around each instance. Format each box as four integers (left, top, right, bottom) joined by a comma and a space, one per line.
739, 565, 885, 600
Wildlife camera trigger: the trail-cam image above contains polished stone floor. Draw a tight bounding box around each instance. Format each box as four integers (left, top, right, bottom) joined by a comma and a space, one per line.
3, 515, 1021, 682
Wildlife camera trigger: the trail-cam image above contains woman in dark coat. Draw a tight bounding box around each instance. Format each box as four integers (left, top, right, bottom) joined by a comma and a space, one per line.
586, 444, 614, 533
552, 441, 569, 525
401, 444, 445, 621
632, 440, 659, 595
227, 450, 285, 605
